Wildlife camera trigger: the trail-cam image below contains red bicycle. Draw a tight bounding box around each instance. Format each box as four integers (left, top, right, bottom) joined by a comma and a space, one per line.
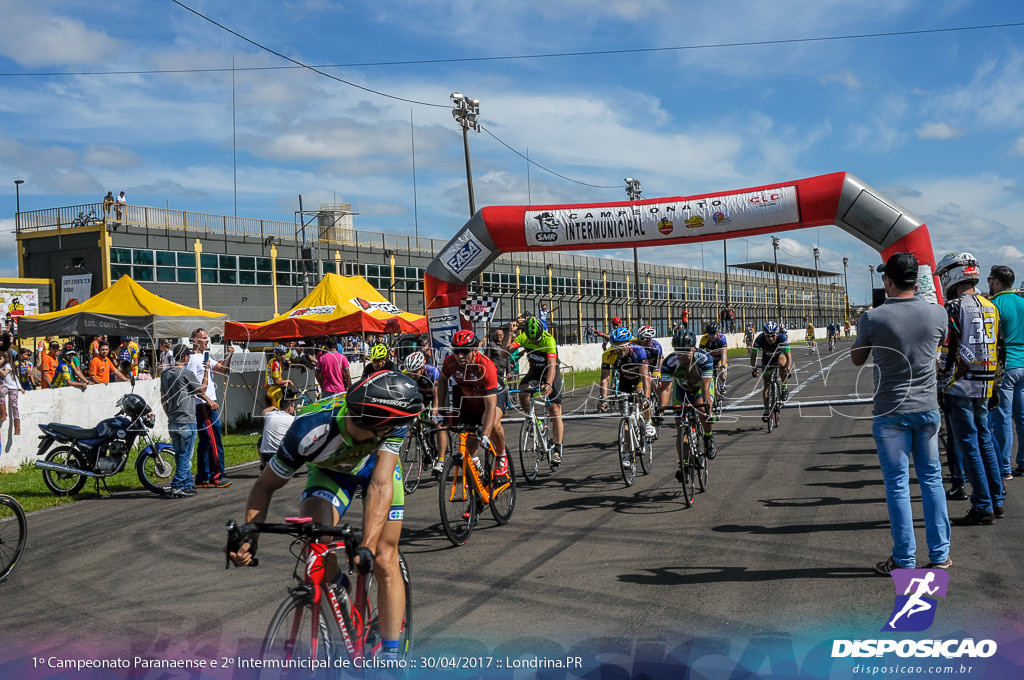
225, 517, 412, 672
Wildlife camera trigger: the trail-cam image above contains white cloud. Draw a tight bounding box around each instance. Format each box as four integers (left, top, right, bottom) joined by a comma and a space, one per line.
916, 122, 966, 140
822, 70, 863, 89
0, 6, 121, 67
1015, 137, 1024, 157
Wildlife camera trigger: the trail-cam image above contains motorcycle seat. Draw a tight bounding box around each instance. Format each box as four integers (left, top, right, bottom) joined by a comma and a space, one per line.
43, 423, 101, 440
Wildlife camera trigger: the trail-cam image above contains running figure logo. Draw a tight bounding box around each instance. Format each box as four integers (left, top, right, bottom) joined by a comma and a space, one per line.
882, 569, 949, 632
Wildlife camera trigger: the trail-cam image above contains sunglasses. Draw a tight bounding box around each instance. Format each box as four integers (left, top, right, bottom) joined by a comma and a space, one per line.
452, 349, 473, 356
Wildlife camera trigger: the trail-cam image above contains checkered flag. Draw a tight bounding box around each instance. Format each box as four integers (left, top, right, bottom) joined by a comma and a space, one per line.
460, 295, 499, 324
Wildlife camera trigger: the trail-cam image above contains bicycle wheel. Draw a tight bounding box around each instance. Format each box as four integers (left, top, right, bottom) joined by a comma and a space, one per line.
694, 428, 708, 493
675, 424, 694, 508
400, 431, 423, 494
0, 495, 28, 583
638, 415, 654, 475
261, 589, 339, 676
618, 417, 636, 487
136, 443, 175, 495
438, 453, 476, 545
40, 446, 88, 496
357, 551, 413, 661
488, 450, 516, 525
518, 419, 541, 483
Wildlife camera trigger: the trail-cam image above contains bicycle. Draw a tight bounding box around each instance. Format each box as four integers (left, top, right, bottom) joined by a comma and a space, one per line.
607, 392, 653, 487
0, 494, 28, 583
437, 423, 516, 546
828, 334, 837, 352
757, 365, 784, 433
294, 387, 323, 410
672, 399, 708, 507
225, 517, 412, 671
519, 391, 557, 483
711, 365, 727, 422
399, 410, 450, 494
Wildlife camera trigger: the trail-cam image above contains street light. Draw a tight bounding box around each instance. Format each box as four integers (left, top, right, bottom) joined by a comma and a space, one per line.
812, 246, 821, 326
842, 256, 849, 324
868, 264, 876, 305
14, 179, 24, 233
771, 236, 782, 325
624, 178, 643, 326
451, 92, 481, 216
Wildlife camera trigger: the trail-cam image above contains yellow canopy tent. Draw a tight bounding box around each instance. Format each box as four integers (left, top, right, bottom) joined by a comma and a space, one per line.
225, 273, 427, 341
18, 275, 228, 338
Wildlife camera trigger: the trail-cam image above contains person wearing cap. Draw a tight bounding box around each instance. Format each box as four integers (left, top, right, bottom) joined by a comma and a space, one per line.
51, 348, 88, 391
265, 345, 294, 410
851, 252, 951, 573
39, 340, 60, 388
986, 265, 1024, 479
591, 316, 626, 350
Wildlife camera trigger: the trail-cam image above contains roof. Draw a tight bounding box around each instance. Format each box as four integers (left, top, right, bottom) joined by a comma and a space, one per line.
730, 261, 840, 278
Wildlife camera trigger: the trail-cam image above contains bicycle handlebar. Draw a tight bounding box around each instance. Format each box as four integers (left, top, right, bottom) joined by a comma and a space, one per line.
224, 519, 367, 571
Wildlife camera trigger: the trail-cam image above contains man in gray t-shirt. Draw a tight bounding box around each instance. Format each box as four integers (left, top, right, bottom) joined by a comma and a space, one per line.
160, 344, 211, 497
851, 252, 950, 574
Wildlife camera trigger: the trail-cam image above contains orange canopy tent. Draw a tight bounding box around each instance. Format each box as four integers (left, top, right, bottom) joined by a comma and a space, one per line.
225, 273, 426, 341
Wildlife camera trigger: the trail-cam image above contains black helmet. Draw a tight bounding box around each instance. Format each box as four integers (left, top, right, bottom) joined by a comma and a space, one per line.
119, 393, 150, 419
705, 322, 720, 335
672, 328, 697, 350
345, 370, 423, 432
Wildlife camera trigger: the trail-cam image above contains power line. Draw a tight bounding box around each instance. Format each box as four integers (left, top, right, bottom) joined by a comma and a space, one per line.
480, 125, 621, 190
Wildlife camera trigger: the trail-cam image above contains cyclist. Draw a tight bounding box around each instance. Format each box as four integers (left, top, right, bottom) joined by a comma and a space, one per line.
699, 321, 729, 399
634, 325, 669, 423
436, 330, 509, 476
750, 321, 794, 421
804, 320, 816, 352
663, 328, 717, 459
367, 343, 397, 372
227, 370, 423, 664
599, 327, 657, 467
403, 351, 446, 473
743, 323, 756, 354
510, 317, 565, 465
265, 345, 294, 409
826, 321, 840, 350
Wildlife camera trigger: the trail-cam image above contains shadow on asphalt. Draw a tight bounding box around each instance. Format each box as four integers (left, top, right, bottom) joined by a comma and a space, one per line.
712, 519, 890, 534
618, 565, 877, 585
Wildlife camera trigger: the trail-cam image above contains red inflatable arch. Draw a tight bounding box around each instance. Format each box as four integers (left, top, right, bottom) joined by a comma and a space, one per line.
424, 171, 939, 350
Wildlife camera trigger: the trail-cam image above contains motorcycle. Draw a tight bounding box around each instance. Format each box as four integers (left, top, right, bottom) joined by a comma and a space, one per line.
34, 392, 175, 496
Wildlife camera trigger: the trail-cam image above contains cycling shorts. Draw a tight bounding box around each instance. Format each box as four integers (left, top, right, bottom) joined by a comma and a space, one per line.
520, 369, 563, 405
451, 388, 507, 426
266, 385, 283, 409
301, 456, 405, 522
673, 380, 715, 407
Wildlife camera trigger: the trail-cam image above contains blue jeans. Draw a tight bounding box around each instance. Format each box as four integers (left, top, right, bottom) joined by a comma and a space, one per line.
196, 403, 225, 483
872, 410, 949, 568
989, 366, 1024, 474
168, 422, 197, 490
945, 395, 1004, 514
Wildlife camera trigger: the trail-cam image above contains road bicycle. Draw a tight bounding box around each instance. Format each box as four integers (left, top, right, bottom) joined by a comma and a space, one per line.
606, 392, 653, 487
828, 333, 837, 352
399, 411, 449, 494
711, 365, 727, 422
672, 399, 708, 508
225, 517, 412, 671
758, 365, 784, 433
437, 423, 516, 546
293, 386, 323, 410
0, 494, 27, 583
519, 391, 557, 483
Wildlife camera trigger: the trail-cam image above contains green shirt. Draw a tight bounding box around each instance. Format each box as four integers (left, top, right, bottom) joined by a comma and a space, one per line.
992, 290, 1024, 370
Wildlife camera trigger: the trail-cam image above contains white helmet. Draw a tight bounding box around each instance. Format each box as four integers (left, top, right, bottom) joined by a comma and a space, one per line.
403, 351, 426, 373
935, 251, 980, 298
637, 325, 656, 340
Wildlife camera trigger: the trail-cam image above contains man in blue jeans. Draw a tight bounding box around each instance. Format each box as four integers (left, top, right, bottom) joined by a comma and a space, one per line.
187, 328, 235, 488
159, 344, 212, 498
852, 252, 950, 574
987, 265, 1024, 479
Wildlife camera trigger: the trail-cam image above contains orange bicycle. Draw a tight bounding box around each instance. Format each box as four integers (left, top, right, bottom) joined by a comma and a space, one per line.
437, 423, 516, 545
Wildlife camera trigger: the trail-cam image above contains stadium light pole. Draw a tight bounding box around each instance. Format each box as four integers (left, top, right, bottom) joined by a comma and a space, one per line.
812, 246, 821, 326
842, 256, 849, 324
451, 92, 480, 216
772, 236, 783, 325
14, 179, 24, 233
868, 264, 876, 305
625, 178, 643, 328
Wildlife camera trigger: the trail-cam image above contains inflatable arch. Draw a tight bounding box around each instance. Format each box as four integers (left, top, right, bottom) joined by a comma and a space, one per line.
424, 171, 939, 350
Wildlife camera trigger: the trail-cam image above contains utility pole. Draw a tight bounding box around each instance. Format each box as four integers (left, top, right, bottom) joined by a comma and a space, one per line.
842, 256, 849, 324
625, 178, 643, 326
771, 236, 783, 324
812, 246, 821, 326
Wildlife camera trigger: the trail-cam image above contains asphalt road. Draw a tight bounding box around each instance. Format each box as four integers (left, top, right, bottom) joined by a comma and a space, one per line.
3, 338, 1022, 677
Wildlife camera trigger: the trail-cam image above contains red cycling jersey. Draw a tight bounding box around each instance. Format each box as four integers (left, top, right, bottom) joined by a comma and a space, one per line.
442, 351, 499, 411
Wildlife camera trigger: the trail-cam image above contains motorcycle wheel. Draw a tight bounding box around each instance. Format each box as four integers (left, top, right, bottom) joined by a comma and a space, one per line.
41, 446, 89, 495
137, 443, 175, 495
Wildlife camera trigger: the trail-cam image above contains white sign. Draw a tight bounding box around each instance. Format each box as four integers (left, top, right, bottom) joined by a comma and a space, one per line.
427, 306, 462, 363
914, 264, 938, 305
348, 298, 404, 316
0, 288, 39, 317
61, 274, 93, 309
523, 186, 800, 247
439, 230, 492, 280
287, 305, 336, 318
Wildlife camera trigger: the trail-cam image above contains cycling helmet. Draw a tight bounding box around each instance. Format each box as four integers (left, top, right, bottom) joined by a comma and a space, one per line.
672, 328, 697, 350
705, 322, 720, 335
273, 344, 287, 354
62, 348, 77, 359
610, 327, 632, 344
637, 325, 656, 340
403, 351, 426, 373
935, 251, 980, 299
345, 370, 423, 432
451, 329, 478, 348
611, 316, 623, 324
525, 317, 544, 342
120, 393, 150, 420
763, 321, 779, 334
368, 344, 390, 361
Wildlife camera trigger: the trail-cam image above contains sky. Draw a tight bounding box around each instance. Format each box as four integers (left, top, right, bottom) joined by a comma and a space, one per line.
2, 0, 1024, 305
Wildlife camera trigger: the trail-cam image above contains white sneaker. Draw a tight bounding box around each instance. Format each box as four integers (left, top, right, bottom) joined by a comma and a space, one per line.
432, 458, 445, 474
644, 423, 657, 438
621, 457, 632, 469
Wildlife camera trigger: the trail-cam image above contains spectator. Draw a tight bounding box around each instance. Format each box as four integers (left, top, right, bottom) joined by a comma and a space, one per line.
986, 265, 1024, 479
187, 328, 234, 488
851, 251, 950, 572
14, 347, 35, 391
258, 389, 297, 469
39, 340, 60, 388
314, 337, 351, 397
36, 335, 52, 364
0, 352, 24, 435
591, 316, 626, 350
88, 341, 129, 384
63, 342, 92, 385
103, 191, 115, 218
160, 343, 212, 499
158, 340, 174, 375
935, 251, 1004, 526
51, 348, 88, 391
115, 190, 127, 220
